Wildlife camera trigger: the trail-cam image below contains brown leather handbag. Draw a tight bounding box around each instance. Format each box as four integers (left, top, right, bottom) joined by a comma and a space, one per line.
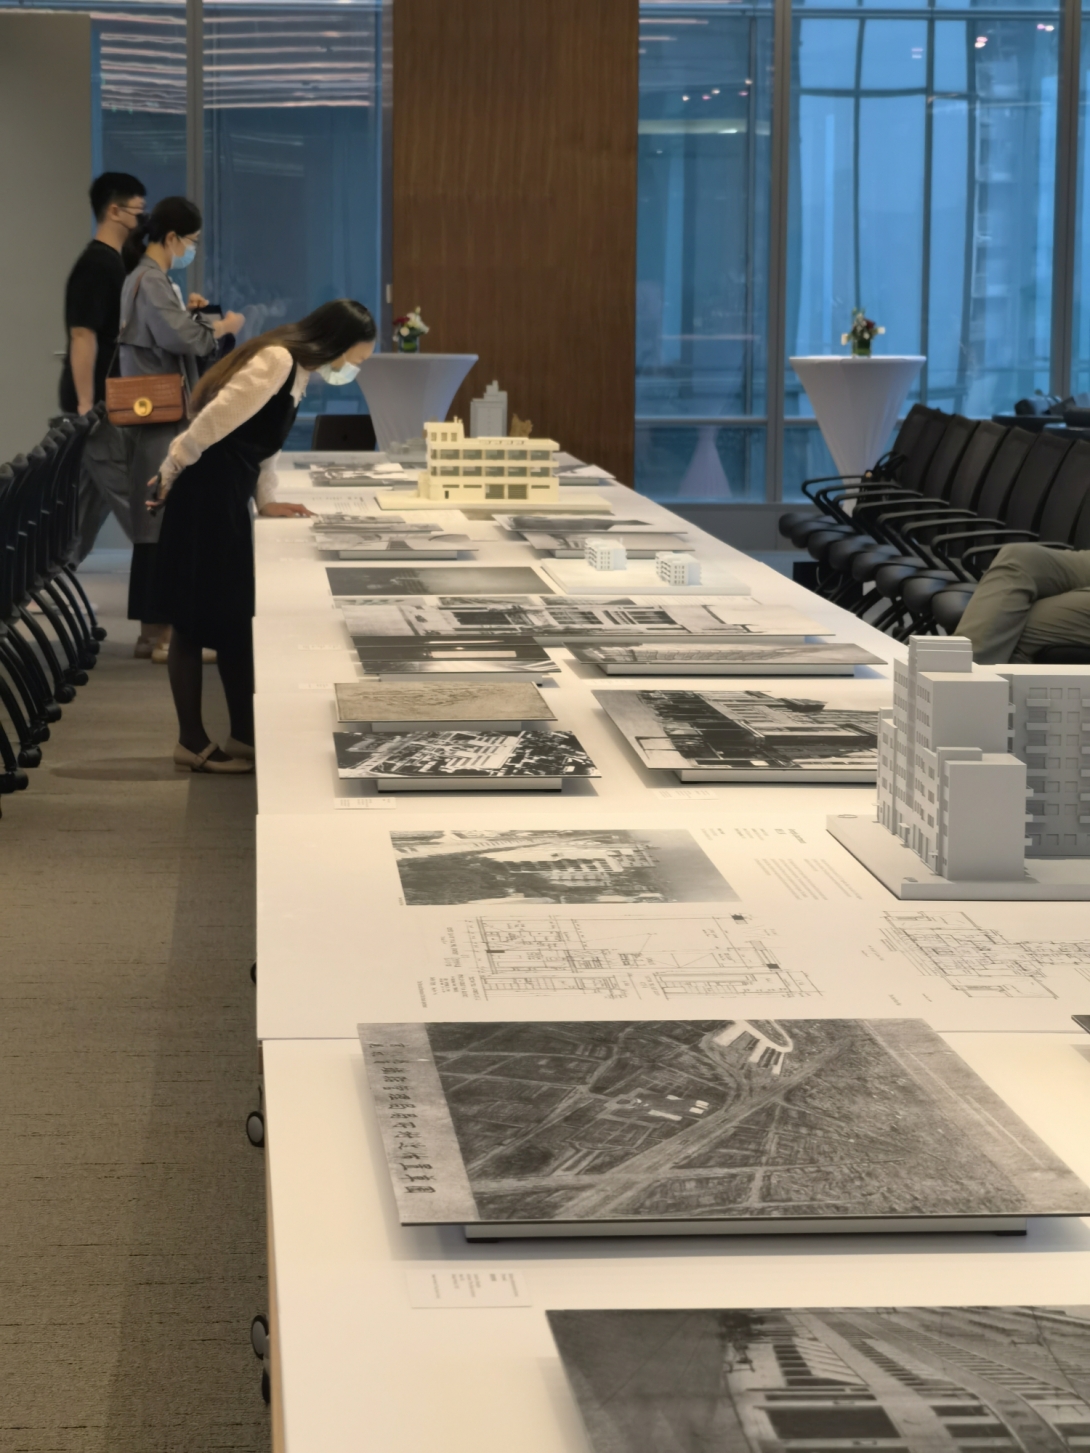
105, 270, 188, 427
105, 372, 185, 427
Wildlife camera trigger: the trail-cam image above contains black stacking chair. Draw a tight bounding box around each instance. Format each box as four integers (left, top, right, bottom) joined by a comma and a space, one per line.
861, 427, 1041, 639
779, 404, 942, 546
810, 415, 979, 605
839, 420, 1010, 616
794, 409, 958, 580
0, 409, 102, 790
889, 432, 1071, 637
930, 440, 1090, 637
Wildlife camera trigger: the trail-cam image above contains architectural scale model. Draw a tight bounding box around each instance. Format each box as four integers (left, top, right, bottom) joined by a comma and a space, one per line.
879, 636, 1026, 880
414, 418, 561, 504
469, 380, 507, 437
585, 539, 627, 571
655, 552, 701, 587
828, 636, 1090, 898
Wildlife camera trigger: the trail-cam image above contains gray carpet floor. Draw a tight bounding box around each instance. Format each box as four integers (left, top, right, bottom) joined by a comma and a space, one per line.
0, 559, 269, 1452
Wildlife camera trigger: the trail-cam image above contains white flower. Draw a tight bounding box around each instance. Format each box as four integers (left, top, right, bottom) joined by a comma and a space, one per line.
841, 333, 850, 344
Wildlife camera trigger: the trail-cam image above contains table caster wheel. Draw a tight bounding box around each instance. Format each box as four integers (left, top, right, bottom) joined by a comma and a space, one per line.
250, 961, 257, 985
261, 1367, 270, 1405
246, 1110, 265, 1147
251, 1314, 269, 1359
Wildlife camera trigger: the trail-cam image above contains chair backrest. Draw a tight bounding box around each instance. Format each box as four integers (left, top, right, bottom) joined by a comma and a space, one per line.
887, 403, 935, 462
945, 420, 1007, 512
1000, 431, 1072, 532
311, 414, 377, 451
1034, 439, 1090, 544
917, 414, 976, 501
972, 427, 1038, 520
897, 410, 950, 492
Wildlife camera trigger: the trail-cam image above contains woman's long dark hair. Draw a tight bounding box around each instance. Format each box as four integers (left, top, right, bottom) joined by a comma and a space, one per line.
122, 195, 203, 273
189, 300, 377, 414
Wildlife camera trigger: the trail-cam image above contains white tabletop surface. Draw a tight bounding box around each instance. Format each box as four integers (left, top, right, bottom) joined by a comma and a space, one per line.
255, 461, 1090, 1453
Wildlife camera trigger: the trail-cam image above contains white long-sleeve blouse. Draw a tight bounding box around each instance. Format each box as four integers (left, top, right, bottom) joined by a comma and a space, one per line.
159, 345, 309, 508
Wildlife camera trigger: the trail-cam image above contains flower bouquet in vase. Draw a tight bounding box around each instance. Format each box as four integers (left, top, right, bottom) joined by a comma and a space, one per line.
841, 308, 885, 358
393, 306, 429, 353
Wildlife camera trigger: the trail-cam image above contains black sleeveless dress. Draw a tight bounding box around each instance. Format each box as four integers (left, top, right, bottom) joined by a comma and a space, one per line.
154, 361, 299, 648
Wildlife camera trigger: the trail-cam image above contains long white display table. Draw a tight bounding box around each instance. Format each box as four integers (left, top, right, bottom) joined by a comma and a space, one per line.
252, 463, 1090, 1453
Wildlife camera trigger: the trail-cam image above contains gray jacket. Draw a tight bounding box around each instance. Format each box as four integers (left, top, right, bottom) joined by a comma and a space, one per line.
118, 257, 217, 390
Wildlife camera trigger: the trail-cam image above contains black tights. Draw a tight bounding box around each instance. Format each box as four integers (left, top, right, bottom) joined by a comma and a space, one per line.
167, 624, 254, 754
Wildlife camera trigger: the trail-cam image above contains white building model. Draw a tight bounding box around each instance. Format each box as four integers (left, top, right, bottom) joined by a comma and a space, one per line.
655, 552, 701, 587
415, 418, 560, 504
586, 539, 627, 571
877, 637, 1027, 881
877, 636, 1090, 881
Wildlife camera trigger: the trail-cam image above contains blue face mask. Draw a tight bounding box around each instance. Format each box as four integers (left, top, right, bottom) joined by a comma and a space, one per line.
318, 360, 361, 386
173, 243, 197, 270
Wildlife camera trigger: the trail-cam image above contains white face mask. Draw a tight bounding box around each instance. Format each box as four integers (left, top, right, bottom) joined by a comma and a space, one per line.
318, 360, 360, 385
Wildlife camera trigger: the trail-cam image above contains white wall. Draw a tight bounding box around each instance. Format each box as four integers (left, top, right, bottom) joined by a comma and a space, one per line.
0, 13, 91, 462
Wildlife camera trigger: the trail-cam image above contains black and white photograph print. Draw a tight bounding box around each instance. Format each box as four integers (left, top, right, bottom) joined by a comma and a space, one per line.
333, 728, 598, 780
595, 689, 880, 779
360, 1018, 1090, 1226
547, 1306, 1090, 1453
389, 829, 738, 905
351, 636, 560, 678
326, 565, 552, 596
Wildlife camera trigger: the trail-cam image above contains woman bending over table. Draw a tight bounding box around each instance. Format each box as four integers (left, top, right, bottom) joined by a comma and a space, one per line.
148, 297, 377, 774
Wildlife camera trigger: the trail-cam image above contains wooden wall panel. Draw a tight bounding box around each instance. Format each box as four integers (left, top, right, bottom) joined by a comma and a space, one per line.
392, 0, 638, 485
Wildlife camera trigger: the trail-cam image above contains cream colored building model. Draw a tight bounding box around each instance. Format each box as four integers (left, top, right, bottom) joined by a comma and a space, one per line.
416, 419, 560, 504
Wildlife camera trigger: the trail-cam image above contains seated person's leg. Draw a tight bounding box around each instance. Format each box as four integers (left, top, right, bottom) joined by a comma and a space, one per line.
1010, 588, 1090, 662
956, 544, 1090, 663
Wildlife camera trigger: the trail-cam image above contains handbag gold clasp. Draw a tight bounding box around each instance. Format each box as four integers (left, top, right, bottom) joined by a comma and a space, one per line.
133, 397, 153, 418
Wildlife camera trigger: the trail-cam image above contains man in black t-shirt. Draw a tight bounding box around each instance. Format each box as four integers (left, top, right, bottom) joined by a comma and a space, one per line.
62, 173, 147, 562
60, 171, 146, 414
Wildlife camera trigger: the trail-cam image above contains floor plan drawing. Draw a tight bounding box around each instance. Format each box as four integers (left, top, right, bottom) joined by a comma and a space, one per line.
437, 913, 818, 1002
881, 911, 1090, 999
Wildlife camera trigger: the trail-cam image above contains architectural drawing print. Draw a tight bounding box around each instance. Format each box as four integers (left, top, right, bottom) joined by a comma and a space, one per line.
360, 1018, 1090, 1224
337, 595, 821, 642
548, 1305, 1090, 1453
883, 911, 1090, 999
390, 830, 738, 905
441, 913, 810, 1001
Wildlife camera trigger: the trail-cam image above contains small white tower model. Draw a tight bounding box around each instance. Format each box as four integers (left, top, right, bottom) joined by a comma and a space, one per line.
655, 552, 701, 587
585, 539, 627, 571
470, 381, 507, 438
415, 418, 561, 504
877, 636, 1027, 881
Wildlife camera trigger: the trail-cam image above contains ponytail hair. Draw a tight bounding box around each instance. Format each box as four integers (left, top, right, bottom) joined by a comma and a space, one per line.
189, 299, 377, 414
123, 195, 202, 273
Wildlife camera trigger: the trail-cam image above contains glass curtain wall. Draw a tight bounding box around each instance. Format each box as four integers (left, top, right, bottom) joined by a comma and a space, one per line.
637, 0, 1065, 504
202, 2, 384, 443
636, 3, 774, 503
94, 5, 187, 200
